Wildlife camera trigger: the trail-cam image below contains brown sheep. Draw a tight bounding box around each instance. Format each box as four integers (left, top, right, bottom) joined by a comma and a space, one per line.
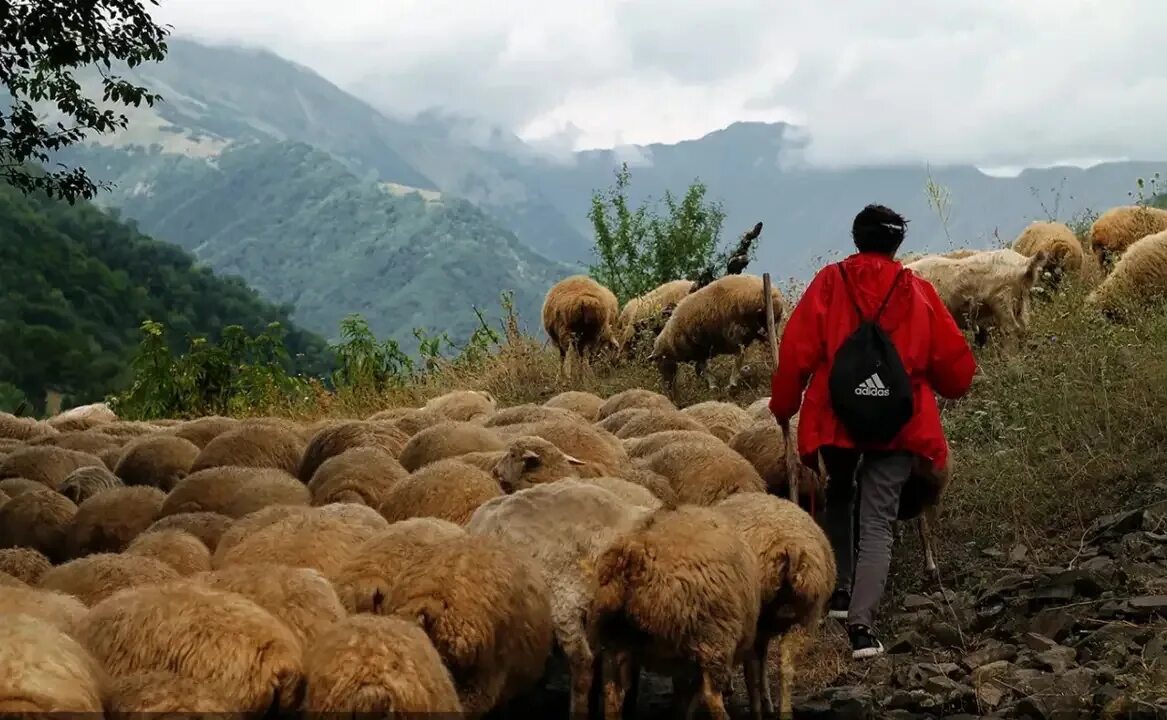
1085, 228, 1167, 321
0, 412, 57, 441
123, 528, 212, 575
40, 552, 180, 606
596, 388, 676, 421
366, 406, 415, 423
99, 445, 123, 471
332, 517, 466, 614
542, 274, 621, 379
389, 407, 450, 437
97, 420, 169, 439
0, 547, 51, 584
189, 422, 306, 475
624, 429, 728, 459
595, 407, 652, 435
76, 582, 305, 713
589, 505, 761, 719
67, 484, 165, 557
168, 415, 240, 448
58, 464, 123, 504
1089, 204, 1167, 272
105, 671, 232, 717
142, 511, 233, 553
649, 274, 786, 394
380, 459, 503, 526
0, 445, 104, 489
682, 400, 755, 442
558, 476, 664, 509
221, 469, 311, 518
0, 613, 108, 713
378, 534, 555, 718
424, 389, 498, 422
714, 493, 836, 718
1012, 220, 1086, 283
214, 509, 383, 582
0, 584, 88, 633
0, 571, 25, 587
307, 446, 408, 508
729, 420, 824, 508
494, 418, 628, 470
492, 435, 598, 493
159, 466, 296, 518
297, 419, 409, 482
302, 614, 464, 718
482, 404, 585, 428
211, 505, 316, 562
192, 562, 346, 648
613, 408, 709, 440
0, 487, 77, 562
0, 476, 47, 497
618, 279, 697, 351
544, 390, 605, 421
27, 429, 122, 456
397, 421, 506, 472
454, 449, 508, 473
113, 434, 200, 491
746, 397, 772, 422
637, 440, 766, 505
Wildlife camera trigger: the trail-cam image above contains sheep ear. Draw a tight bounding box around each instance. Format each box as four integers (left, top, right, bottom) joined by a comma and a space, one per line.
564, 453, 585, 466
1024, 251, 1047, 283
521, 449, 541, 469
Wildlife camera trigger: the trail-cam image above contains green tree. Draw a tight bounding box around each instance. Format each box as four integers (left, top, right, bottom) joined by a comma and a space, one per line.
1, 0, 170, 202
588, 162, 728, 304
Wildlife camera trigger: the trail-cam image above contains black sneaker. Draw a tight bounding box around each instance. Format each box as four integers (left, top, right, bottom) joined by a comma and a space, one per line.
847, 624, 885, 659
827, 589, 850, 620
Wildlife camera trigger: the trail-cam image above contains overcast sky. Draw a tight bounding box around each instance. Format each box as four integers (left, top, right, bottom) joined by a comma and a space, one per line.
156, 0, 1165, 170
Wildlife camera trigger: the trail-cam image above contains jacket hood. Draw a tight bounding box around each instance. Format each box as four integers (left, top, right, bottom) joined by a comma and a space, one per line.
835, 252, 916, 326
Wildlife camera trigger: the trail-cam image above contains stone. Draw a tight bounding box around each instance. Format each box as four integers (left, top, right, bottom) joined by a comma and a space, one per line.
903, 594, 935, 611
923, 675, 964, 695
929, 621, 964, 648
887, 631, 928, 654
1127, 595, 1167, 618
975, 683, 1006, 709
1030, 609, 1076, 642
1009, 544, 1030, 564
1087, 509, 1143, 539
1022, 632, 1061, 653
1034, 645, 1078, 673
963, 642, 1018, 670
793, 686, 873, 720
971, 660, 1012, 687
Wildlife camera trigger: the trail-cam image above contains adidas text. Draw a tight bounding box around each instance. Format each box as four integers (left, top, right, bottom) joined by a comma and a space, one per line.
854, 373, 890, 397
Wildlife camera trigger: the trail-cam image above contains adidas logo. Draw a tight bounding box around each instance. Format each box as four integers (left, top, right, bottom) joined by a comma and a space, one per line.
854, 372, 891, 397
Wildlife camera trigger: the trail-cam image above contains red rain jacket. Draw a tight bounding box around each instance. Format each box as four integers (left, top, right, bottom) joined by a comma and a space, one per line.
769, 251, 977, 471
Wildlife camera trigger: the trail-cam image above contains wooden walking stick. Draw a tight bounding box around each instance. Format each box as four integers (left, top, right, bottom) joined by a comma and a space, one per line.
762, 273, 799, 503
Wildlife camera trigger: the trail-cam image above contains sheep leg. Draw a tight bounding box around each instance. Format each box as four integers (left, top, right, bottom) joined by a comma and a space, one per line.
569, 649, 596, 720
602, 650, 633, 720
696, 668, 732, 720
920, 507, 939, 573
743, 648, 764, 720
624, 657, 640, 720
727, 349, 745, 389
776, 631, 800, 720
752, 633, 775, 717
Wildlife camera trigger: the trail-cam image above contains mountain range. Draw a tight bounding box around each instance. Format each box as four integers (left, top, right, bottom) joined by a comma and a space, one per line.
56, 37, 1167, 345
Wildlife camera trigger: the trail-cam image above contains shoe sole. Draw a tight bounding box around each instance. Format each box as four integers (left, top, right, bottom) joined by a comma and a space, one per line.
827, 609, 848, 620
851, 645, 885, 660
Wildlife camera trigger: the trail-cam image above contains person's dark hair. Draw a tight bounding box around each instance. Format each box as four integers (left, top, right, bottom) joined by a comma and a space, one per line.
852, 204, 908, 254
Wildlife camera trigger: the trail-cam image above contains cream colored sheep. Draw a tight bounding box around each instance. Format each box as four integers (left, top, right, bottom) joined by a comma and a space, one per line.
595, 388, 676, 421
27, 429, 121, 456
1089, 204, 1167, 271
388, 407, 450, 437
729, 419, 823, 506
624, 429, 728, 460
596, 407, 653, 435
379, 459, 503, 525
0, 412, 57, 441
189, 422, 306, 475
589, 505, 761, 720
168, 415, 240, 448
365, 406, 415, 423
466, 480, 653, 719
0, 571, 24, 587
454, 449, 508, 473
0, 487, 77, 562
618, 279, 696, 351
714, 493, 836, 718
39, 552, 180, 606
682, 400, 755, 442
613, 408, 709, 439
220, 468, 311, 518
159, 466, 297, 517
542, 274, 621, 378
58, 464, 122, 504
307, 446, 409, 508
649, 273, 785, 394
76, 582, 304, 714
0, 584, 88, 633
899, 456, 953, 573
97, 420, 169, 439
493, 418, 628, 470
297, 419, 409, 482
544, 390, 605, 421
114, 434, 200, 491
636, 439, 766, 505
491, 435, 600, 492
0, 547, 51, 584
0, 445, 104, 489
398, 420, 506, 472
46, 401, 117, 432
378, 533, 555, 718
559, 476, 663, 509
142, 511, 233, 553
0, 613, 107, 713
105, 671, 232, 717
302, 614, 464, 718
1012, 220, 1086, 281
424, 390, 498, 422
67, 484, 165, 557
1085, 228, 1167, 321
123, 528, 211, 575
482, 404, 585, 428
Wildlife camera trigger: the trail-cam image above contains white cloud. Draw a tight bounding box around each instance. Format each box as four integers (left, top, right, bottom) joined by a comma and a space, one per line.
154, 0, 1167, 168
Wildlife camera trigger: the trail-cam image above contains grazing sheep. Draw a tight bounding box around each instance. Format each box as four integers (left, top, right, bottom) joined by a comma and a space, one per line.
0, 412, 57, 441
40, 552, 179, 605
99, 446, 123, 471
113, 434, 200, 491
76, 582, 304, 713
0, 476, 46, 497
648, 273, 786, 394
211, 505, 314, 562
899, 457, 953, 573
58, 464, 123, 504
0, 487, 77, 562
454, 449, 508, 473
221, 469, 311, 518
714, 493, 836, 718
596, 407, 653, 436
0, 571, 25, 587
492, 436, 598, 493
214, 509, 383, 581
159, 466, 298, 518
596, 388, 676, 421
190, 422, 306, 475
1085, 229, 1167, 321
398, 421, 506, 472
192, 563, 345, 648
1012, 220, 1086, 281
612, 465, 680, 506
105, 671, 231, 717
682, 400, 755, 442
495, 418, 628, 470
27, 429, 121, 456
589, 505, 761, 720
424, 390, 498, 422
124, 528, 211, 575
544, 390, 606, 421
67, 485, 165, 557
366, 406, 415, 423
1089, 204, 1167, 271
613, 408, 709, 440
380, 459, 503, 525
466, 480, 653, 719
46, 401, 117, 432
0, 584, 88, 633
298, 420, 409, 482
0, 547, 51, 584
308, 446, 409, 508
624, 429, 728, 460
729, 420, 823, 507
905, 248, 1049, 347
302, 614, 463, 718
332, 517, 466, 614
483, 404, 584, 428
637, 440, 766, 506
560, 476, 664, 509
746, 397, 772, 422
168, 415, 240, 448
142, 511, 233, 553
618, 279, 697, 351
542, 274, 621, 378
0, 445, 104, 489
389, 407, 450, 437
98, 420, 169, 439
0, 613, 107, 713
378, 534, 555, 718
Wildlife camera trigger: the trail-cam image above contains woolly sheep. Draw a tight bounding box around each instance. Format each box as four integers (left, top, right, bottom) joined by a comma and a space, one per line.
112, 434, 200, 491
0, 487, 77, 562
1089, 204, 1167, 271
482, 403, 584, 427
624, 429, 728, 459
596, 388, 676, 421
124, 528, 211, 575
611, 465, 680, 506
221, 469, 311, 518
168, 415, 240, 448
0, 412, 57, 441
297, 420, 408, 482
40, 552, 179, 605
612, 408, 709, 439
424, 389, 498, 422
596, 407, 653, 435
214, 509, 383, 581
377, 534, 555, 718
492, 435, 597, 492
0, 547, 51, 584
105, 671, 232, 717
302, 614, 463, 718
682, 400, 755, 442
746, 396, 773, 422
365, 406, 415, 423
1012, 220, 1086, 281
589, 505, 761, 719
142, 511, 233, 553
637, 439, 765, 505
307, 446, 408, 508
0, 488, 6, 509
454, 449, 508, 473
159, 466, 299, 518
389, 407, 450, 437
560, 476, 663, 509
99, 446, 123, 471
0, 613, 107, 713
0, 571, 25, 587
898, 457, 953, 573
0, 476, 46, 496
190, 422, 306, 475
27, 429, 122, 456
398, 421, 506, 472
332, 517, 466, 614
317, 500, 396, 534
192, 562, 345, 648
648, 273, 785, 394
0, 584, 88, 633
729, 420, 823, 506
67, 484, 165, 557
98, 420, 169, 438
1085, 229, 1167, 321
76, 582, 304, 713
211, 505, 313, 562
46, 401, 117, 432
0, 445, 104, 489
542, 274, 621, 378
543, 390, 605, 421
466, 480, 653, 718
58, 464, 123, 504
714, 493, 836, 718
618, 279, 696, 351
380, 458, 503, 525
494, 417, 628, 469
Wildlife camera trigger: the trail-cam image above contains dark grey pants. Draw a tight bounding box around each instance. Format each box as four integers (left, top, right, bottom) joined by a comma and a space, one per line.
820, 446, 913, 629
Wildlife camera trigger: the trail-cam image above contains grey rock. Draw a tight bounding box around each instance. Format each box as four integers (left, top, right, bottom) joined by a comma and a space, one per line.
1127, 595, 1167, 618
1010, 544, 1030, 564
929, 621, 964, 648
1022, 632, 1061, 653
1033, 645, 1078, 673
887, 631, 929, 654
963, 642, 1018, 670
903, 593, 936, 611
971, 660, 1013, 687
1087, 509, 1143, 540
1030, 609, 1076, 642
793, 685, 873, 720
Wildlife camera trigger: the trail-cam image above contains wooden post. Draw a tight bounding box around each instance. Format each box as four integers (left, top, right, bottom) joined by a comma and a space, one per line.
762, 274, 799, 504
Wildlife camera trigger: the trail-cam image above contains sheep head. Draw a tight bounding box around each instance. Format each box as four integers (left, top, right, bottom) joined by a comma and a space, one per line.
491, 436, 585, 493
